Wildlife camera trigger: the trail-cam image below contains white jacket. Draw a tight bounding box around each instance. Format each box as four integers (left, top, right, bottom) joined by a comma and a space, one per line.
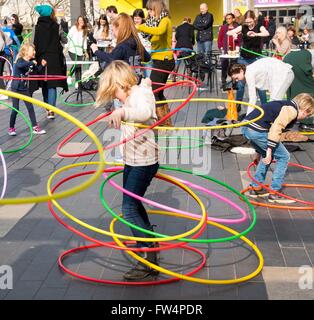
67, 26, 87, 56
246, 58, 293, 106
121, 79, 159, 166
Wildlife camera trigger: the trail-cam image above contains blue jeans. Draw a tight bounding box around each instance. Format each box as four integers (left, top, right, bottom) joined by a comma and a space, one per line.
197, 41, 212, 55
42, 84, 57, 107
122, 163, 159, 248
242, 127, 290, 191
236, 56, 267, 109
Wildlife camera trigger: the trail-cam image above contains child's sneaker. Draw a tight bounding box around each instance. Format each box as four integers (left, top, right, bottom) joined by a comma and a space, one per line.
248, 186, 269, 198
33, 125, 46, 135
8, 128, 17, 136
268, 193, 296, 204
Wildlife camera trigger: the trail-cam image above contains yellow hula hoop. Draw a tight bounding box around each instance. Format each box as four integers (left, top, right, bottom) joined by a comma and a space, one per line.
0, 89, 105, 205
123, 98, 265, 131
300, 132, 314, 136
48, 162, 208, 243
110, 211, 264, 285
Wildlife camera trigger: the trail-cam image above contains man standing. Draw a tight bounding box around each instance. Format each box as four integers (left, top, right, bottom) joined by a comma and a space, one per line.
193, 3, 214, 55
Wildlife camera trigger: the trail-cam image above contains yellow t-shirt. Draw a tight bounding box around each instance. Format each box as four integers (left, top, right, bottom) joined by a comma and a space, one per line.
137, 17, 174, 61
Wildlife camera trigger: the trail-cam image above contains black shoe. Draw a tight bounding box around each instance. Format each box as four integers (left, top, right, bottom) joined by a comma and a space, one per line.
299, 124, 314, 132
123, 251, 159, 281
248, 186, 269, 198
268, 193, 296, 204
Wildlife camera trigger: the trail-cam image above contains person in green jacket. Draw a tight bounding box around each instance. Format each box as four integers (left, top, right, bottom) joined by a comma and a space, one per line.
284, 49, 314, 131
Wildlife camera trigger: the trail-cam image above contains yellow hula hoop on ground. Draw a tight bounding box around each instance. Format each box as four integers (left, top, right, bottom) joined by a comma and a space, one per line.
0, 89, 105, 205
48, 162, 208, 243
110, 210, 264, 285
124, 98, 264, 131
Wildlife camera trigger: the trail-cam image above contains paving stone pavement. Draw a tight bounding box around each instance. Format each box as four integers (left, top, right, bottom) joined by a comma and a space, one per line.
0, 81, 314, 300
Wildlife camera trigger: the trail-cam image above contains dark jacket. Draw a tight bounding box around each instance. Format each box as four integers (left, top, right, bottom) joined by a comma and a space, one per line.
11, 58, 44, 91
193, 12, 214, 42
12, 23, 23, 44
95, 36, 151, 66
33, 16, 68, 91
175, 22, 195, 49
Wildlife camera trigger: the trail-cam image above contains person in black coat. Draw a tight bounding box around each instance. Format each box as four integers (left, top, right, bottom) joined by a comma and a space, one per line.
175, 17, 195, 50
33, 5, 68, 119
193, 3, 214, 54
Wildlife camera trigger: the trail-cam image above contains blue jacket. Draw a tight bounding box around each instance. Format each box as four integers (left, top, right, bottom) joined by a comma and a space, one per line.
245, 100, 299, 150
1, 27, 20, 56
95, 37, 151, 67
11, 58, 43, 91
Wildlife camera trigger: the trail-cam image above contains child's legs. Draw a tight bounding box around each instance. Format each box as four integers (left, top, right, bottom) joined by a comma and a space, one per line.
122, 163, 159, 248
23, 92, 37, 127
271, 143, 290, 191
242, 127, 269, 187
10, 97, 20, 128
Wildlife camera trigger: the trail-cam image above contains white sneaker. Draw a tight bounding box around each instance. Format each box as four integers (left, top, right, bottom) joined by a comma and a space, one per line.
8, 128, 17, 136
33, 125, 46, 135
0, 94, 8, 100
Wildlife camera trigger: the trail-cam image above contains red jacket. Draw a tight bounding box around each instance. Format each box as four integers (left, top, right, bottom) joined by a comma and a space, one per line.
218, 23, 241, 53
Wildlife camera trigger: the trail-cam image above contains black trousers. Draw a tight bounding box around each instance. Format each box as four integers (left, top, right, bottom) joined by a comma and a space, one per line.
150, 59, 175, 103
221, 58, 230, 84
10, 90, 37, 128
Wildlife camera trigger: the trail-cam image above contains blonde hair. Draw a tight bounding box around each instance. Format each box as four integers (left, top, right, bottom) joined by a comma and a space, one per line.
276, 26, 290, 44
17, 43, 35, 61
96, 60, 138, 107
146, 0, 169, 18
293, 93, 314, 115
112, 13, 145, 60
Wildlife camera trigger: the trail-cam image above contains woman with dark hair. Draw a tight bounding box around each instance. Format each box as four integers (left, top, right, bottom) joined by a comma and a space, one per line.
67, 16, 88, 86
136, 0, 175, 127
33, 4, 68, 119
227, 10, 270, 110
133, 8, 152, 77
287, 26, 300, 48
133, 9, 145, 24
10, 14, 23, 48
10, 14, 23, 43
93, 14, 111, 51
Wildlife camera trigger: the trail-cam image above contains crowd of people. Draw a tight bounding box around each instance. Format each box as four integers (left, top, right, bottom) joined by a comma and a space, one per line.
0, 1, 314, 281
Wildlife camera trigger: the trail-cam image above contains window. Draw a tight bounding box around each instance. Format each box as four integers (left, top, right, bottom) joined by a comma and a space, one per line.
279, 10, 287, 16
288, 10, 296, 17
269, 10, 277, 17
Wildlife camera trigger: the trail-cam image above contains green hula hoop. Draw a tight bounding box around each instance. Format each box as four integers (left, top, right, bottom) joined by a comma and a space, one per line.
100, 166, 257, 244
0, 101, 34, 154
